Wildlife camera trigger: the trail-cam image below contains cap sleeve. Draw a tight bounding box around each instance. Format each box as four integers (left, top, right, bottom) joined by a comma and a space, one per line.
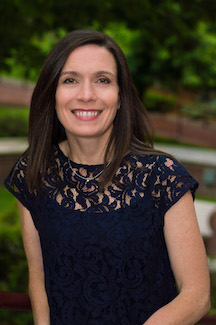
4, 153, 35, 212
151, 155, 199, 215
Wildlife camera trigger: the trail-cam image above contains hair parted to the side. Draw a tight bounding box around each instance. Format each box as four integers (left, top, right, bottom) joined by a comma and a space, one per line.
27, 29, 156, 192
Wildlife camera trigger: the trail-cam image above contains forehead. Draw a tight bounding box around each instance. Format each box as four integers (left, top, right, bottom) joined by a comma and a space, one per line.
62, 44, 117, 73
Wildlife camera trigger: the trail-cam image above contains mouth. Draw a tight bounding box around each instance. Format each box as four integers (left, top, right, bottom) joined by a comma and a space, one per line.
72, 109, 101, 120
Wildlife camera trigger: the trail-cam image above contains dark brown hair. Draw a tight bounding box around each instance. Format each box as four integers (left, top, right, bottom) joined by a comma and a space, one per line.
27, 29, 156, 191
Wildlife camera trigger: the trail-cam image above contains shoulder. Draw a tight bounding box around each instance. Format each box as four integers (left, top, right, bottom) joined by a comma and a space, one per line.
138, 154, 199, 214
6, 151, 29, 182
131, 152, 198, 188
120, 153, 172, 189
4, 150, 29, 191
125, 152, 180, 174
125, 152, 198, 202
128, 152, 190, 176
4, 150, 37, 211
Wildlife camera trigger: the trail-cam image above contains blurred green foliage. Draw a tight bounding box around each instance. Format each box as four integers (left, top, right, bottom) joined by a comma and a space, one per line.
181, 101, 216, 121
0, 107, 29, 137
0, 187, 32, 324
1, 1, 216, 322
207, 256, 216, 316
2, 0, 216, 95
182, 22, 216, 89
144, 88, 177, 112
210, 272, 216, 315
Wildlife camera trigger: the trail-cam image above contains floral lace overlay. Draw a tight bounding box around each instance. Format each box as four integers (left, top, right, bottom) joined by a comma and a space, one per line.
4, 146, 198, 325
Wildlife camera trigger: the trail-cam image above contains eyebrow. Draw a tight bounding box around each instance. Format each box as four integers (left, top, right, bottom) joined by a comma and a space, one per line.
60, 70, 115, 77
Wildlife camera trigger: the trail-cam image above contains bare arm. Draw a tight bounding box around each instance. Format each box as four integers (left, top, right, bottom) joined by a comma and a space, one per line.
144, 191, 210, 325
18, 201, 50, 325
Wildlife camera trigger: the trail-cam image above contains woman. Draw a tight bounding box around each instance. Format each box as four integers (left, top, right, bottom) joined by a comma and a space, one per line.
5, 29, 210, 324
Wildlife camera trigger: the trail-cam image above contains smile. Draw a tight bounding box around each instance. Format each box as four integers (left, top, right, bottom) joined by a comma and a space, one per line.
73, 110, 100, 117
72, 109, 101, 121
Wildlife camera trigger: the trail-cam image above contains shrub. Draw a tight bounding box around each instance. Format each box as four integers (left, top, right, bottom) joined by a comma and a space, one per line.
143, 88, 177, 112
0, 188, 32, 324
181, 101, 216, 121
0, 107, 29, 137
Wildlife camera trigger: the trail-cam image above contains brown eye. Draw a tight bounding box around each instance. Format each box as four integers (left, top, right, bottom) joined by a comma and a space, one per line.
63, 78, 77, 84
97, 78, 110, 84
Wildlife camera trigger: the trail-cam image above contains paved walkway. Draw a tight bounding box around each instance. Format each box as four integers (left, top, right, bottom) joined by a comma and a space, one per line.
155, 143, 216, 167
0, 137, 28, 154
194, 200, 216, 237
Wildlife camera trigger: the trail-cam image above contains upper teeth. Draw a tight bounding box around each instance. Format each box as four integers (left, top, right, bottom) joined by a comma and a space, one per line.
74, 111, 99, 117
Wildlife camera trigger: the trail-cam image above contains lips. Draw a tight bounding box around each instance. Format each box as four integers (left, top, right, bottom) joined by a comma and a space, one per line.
72, 109, 101, 121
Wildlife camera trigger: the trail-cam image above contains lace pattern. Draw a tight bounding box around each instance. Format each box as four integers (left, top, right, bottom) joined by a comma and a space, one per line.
29, 146, 195, 215
4, 145, 198, 325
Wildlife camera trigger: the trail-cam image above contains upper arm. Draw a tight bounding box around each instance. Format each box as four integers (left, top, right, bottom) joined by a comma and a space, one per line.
17, 200, 44, 278
164, 191, 210, 293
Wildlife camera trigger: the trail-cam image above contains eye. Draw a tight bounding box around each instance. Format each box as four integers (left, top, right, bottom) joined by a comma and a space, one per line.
63, 78, 77, 84
97, 78, 110, 84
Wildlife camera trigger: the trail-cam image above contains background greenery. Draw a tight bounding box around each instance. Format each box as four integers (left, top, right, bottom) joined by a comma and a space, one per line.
1, 0, 216, 323
0, 187, 33, 324
0, 107, 29, 137
2, 0, 216, 98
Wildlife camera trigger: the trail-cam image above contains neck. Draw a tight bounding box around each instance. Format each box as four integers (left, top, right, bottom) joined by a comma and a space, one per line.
65, 136, 111, 165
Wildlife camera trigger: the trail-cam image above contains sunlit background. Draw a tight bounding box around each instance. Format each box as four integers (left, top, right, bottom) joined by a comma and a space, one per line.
0, 1, 216, 324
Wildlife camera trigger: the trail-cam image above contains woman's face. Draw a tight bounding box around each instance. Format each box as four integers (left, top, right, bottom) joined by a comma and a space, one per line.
55, 44, 120, 144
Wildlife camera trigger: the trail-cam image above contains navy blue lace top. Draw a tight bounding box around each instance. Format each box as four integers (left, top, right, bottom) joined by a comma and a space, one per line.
4, 145, 198, 325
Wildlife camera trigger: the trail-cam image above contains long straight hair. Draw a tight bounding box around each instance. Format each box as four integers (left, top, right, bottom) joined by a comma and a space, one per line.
27, 29, 157, 192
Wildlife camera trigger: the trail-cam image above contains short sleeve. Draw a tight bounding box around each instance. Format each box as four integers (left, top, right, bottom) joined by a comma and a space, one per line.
4, 153, 35, 212
151, 155, 199, 215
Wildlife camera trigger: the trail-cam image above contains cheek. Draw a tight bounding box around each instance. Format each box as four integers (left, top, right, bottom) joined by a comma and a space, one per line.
55, 88, 73, 108
55, 91, 62, 109
106, 91, 119, 108
55, 94, 69, 122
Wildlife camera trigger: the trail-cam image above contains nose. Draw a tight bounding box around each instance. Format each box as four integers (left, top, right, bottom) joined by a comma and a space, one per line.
77, 81, 96, 102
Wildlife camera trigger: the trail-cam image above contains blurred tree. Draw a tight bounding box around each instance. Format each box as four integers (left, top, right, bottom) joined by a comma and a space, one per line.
1, 0, 216, 93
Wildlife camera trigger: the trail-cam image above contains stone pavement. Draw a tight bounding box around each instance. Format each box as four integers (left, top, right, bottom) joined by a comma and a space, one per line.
155, 143, 216, 167
0, 137, 28, 154
194, 199, 216, 237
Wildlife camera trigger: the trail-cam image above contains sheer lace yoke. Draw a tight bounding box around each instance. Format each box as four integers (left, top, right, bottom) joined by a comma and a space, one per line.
5, 145, 198, 215
37, 145, 197, 214
42, 145, 150, 213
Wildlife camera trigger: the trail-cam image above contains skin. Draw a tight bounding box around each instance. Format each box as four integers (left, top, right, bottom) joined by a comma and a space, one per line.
55, 44, 120, 164
17, 45, 210, 324
18, 201, 50, 325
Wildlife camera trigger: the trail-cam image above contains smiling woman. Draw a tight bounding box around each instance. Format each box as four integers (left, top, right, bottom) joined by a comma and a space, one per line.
55, 44, 120, 156
4, 29, 210, 325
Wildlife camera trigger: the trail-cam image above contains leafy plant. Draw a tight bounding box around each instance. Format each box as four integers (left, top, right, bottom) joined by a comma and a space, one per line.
181, 101, 216, 121
143, 88, 177, 112
0, 107, 29, 137
0, 187, 32, 324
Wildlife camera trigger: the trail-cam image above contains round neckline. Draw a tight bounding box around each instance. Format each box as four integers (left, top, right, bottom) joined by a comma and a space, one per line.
56, 143, 105, 168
